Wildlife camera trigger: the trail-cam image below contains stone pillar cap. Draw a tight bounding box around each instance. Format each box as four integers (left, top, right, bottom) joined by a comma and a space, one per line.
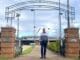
1, 27, 16, 33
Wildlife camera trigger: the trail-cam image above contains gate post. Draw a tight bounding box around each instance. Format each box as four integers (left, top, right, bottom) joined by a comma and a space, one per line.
64, 28, 79, 58
1, 27, 16, 58
0, 32, 1, 56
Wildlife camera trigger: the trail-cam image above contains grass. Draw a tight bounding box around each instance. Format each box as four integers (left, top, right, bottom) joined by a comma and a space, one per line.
22, 47, 33, 55
0, 56, 9, 60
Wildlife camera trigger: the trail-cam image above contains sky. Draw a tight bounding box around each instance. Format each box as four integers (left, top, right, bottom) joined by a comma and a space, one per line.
0, 0, 80, 37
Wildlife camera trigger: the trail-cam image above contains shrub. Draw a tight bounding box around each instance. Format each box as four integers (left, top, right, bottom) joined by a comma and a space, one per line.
48, 41, 60, 53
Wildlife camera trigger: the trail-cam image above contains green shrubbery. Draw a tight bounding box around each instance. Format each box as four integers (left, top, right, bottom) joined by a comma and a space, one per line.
48, 41, 60, 53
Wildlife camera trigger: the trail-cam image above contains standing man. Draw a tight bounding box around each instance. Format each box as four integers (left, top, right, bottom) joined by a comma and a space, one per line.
40, 28, 48, 59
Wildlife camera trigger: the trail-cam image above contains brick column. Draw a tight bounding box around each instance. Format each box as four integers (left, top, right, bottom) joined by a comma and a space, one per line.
1, 27, 16, 58
64, 28, 79, 58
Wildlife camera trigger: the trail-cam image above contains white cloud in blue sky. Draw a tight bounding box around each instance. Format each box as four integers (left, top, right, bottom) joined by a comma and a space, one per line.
0, 0, 80, 37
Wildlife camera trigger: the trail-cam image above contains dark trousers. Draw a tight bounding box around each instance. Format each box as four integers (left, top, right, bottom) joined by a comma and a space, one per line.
40, 41, 48, 57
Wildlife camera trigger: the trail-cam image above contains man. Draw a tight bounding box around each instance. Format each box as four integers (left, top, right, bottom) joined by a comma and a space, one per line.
40, 28, 48, 59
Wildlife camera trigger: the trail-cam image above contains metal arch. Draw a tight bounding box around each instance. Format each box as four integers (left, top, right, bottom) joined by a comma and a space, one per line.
5, 4, 74, 15
6, 5, 74, 20
7, 3, 72, 12
5, 7, 75, 23
5, 0, 75, 24
7, 1, 72, 9
8, 5, 66, 12
5, 0, 74, 12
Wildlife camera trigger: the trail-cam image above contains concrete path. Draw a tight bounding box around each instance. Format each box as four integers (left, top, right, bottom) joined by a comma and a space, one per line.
13, 46, 74, 60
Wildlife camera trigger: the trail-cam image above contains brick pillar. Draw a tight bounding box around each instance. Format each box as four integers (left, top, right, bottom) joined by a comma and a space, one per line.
1, 27, 16, 58
64, 28, 79, 58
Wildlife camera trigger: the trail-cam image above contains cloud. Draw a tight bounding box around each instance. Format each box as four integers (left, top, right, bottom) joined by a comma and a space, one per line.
0, 0, 80, 37
74, 23, 80, 28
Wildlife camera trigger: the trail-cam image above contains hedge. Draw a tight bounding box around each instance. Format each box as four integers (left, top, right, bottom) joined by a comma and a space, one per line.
48, 41, 60, 53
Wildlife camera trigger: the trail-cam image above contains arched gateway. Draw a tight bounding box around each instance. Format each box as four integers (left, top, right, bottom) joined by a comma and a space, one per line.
0, 0, 79, 59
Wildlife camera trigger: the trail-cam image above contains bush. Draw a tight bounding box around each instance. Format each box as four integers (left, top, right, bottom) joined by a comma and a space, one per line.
48, 41, 60, 53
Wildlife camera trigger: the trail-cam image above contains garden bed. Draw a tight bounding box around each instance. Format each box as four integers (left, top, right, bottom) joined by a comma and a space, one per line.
48, 41, 60, 53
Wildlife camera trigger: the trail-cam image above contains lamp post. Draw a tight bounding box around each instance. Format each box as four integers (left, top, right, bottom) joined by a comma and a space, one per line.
59, 0, 63, 46
16, 13, 20, 47
31, 9, 36, 41
59, 0, 63, 55
67, 0, 70, 28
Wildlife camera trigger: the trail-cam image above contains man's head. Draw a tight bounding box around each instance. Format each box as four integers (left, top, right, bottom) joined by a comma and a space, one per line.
42, 28, 46, 33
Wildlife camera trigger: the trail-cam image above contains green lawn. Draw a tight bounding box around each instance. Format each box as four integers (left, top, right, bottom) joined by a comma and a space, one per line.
0, 56, 9, 60
22, 47, 33, 55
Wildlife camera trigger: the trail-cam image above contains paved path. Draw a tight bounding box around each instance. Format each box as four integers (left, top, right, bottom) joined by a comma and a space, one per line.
13, 46, 74, 60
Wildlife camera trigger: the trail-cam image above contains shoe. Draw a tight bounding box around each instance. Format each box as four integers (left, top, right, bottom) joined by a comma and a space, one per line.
40, 57, 43, 59
44, 56, 46, 59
